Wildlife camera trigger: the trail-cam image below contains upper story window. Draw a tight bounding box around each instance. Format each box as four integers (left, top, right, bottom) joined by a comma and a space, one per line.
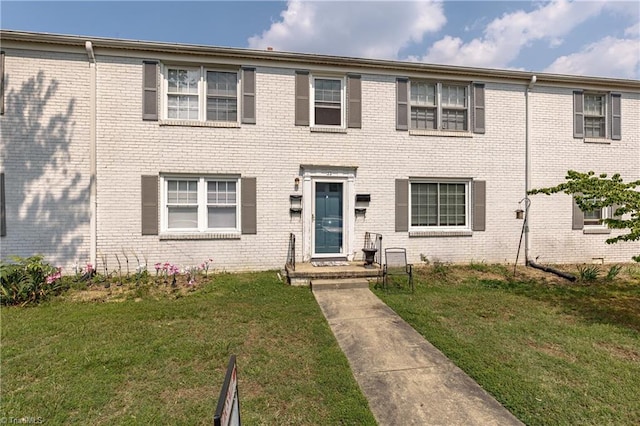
295, 71, 361, 130
398, 79, 485, 134
143, 63, 255, 126
312, 76, 345, 127
165, 67, 238, 122
573, 91, 621, 141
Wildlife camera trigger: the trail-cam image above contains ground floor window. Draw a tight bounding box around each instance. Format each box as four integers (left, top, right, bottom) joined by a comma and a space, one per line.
410, 181, 469, 229
163, 176, 239, 232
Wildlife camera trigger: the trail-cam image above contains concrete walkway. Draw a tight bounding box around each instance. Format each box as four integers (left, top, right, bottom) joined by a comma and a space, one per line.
313, 287, 523, 426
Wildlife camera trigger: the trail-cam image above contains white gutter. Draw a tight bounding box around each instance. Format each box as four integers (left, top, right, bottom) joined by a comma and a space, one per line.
525, 75, 536, 263
85, 41, 97, 267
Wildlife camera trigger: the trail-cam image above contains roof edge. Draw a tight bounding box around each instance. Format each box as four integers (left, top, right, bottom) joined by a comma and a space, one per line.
1, 29, 639, 89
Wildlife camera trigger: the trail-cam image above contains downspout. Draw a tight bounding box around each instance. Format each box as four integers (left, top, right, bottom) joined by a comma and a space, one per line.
85, 41, 97, 267
524, 75, 536, 265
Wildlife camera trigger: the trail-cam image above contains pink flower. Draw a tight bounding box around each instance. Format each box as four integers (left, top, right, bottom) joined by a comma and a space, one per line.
154, 262, 161, 271
86, 263, 94, 273
46, 268, 62, 284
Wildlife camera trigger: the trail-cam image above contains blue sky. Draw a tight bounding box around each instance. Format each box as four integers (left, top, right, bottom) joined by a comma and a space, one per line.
2, 1, 639, 79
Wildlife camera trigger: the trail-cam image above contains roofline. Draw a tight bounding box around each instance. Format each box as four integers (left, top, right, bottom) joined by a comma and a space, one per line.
2, 29, 639, 90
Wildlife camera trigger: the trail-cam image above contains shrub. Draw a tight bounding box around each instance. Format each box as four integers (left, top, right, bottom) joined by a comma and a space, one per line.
577, 264, 600, 282
605, 264, 622, 281
0, 255, 66, 306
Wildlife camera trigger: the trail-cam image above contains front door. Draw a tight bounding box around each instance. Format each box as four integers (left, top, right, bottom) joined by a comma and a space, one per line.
314, 182, 343, 255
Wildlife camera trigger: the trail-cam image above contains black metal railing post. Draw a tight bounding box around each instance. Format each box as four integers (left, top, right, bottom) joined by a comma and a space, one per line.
286, 233, 296, 271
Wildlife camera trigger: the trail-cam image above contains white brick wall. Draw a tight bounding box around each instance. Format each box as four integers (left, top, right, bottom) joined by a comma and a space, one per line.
2, 41, 638, 273
0, 49, 91, 269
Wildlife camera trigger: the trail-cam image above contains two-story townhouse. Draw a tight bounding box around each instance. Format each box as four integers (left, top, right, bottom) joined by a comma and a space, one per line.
1, 30, 638, 273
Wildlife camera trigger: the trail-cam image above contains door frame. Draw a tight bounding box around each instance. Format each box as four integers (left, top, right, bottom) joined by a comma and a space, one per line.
301, 165, 356, 261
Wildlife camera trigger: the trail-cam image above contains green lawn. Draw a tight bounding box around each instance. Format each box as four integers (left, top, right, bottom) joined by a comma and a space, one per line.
375, 263, 640, 426
1, 272, 376, 425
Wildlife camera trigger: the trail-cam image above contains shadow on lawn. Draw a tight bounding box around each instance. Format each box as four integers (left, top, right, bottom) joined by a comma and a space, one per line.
484, 278, 640, 333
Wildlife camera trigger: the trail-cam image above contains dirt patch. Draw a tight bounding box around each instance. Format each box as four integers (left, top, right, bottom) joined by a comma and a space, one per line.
594, 342, 640, 362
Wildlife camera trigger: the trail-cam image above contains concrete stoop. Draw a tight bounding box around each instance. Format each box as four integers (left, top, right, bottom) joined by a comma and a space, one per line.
311, 278, 371, 291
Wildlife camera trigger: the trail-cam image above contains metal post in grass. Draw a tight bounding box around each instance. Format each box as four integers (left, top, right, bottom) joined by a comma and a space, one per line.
214, 355, 241, 426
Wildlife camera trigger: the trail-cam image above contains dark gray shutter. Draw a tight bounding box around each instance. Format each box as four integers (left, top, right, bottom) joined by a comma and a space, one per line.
242, 67, 256, 124
572, 197, 584, 230
396, 78, 408, 130
472, 83, 485, 134
241, 177, 257, 234
0, 172, 5, 236
141, 175, 159, 235
142, 61, 158, 121
0, 51, 5, 116
395, 179, 409, 232
472, 180, 486, 231
573, 91, 584, 138
347, 74, 361, 128
295, 71, 309, 126
611, 93, 621, 140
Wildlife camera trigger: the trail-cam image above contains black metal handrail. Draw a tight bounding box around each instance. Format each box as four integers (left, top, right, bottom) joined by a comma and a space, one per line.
286, 233, 296, 271
364, 232, 383, 266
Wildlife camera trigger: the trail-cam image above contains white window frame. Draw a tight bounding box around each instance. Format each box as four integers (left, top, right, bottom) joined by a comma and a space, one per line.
409, 180, 471, 232
161, 175, 241, 233
310, 75, 346, 128
409, 81, 470, 131
583, 93, 607, 138
162, 65, 240, 123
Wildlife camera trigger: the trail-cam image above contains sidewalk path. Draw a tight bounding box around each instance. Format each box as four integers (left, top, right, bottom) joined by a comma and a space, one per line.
313, 287, 523, 426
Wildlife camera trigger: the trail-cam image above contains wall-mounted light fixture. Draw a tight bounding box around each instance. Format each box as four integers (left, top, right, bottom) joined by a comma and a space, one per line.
294, 177, 300, 190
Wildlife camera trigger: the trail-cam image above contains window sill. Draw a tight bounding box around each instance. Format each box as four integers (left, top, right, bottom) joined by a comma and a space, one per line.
583, 138, 611, 144
409, 230, 473, 237
583, 227, 611, 235
310, 126, 347, 134
159, 120, 240, 128
160, 232, 241, 240
409, 129, 473, 138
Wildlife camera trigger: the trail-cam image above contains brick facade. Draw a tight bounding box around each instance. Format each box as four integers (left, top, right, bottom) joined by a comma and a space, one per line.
1, 31, 638, 272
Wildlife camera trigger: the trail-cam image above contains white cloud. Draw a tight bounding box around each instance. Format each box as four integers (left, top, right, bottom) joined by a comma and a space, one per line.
544, 36, 640, 79
625, 22, 640, 37
248, 0, 446, 59
415, 0, 606, 68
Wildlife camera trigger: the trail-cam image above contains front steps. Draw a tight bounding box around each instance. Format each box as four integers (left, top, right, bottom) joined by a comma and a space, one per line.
285, 261, 382, 287
311, 278, 370, 291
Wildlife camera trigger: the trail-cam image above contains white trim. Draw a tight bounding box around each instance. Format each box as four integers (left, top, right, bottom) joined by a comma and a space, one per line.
160, 175, 241, 234
309, 74, 346, 128
301, 166, 356, 261
161, 64, 240, 124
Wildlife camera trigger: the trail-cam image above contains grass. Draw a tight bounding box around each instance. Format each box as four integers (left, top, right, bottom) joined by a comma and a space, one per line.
1, 271, 376, 425
374, 264, 640, 425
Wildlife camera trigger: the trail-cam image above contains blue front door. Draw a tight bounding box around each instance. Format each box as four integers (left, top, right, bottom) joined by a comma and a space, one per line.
315, 182, 343, 254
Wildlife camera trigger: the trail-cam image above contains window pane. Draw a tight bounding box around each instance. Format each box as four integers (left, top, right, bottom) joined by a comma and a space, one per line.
208, 206, 237, 228
315, 106, 341, 126
411, 82, 435, 106
168, 180, 198, 204
585, 117, 605, 137
439, 183, 466, 226
168, 207, 198, 229
168, 69, 198, 94
207, 180, 237, 205
411, 183, 437, 226
315, 79, 341, 103
442, 109, 467, 131
207, 98, 238, 121
411, 107, 436, 129
584, 94, 604, 115
207, 71, 237, 97
168, 95, 199, 120
442, 85, 466, 107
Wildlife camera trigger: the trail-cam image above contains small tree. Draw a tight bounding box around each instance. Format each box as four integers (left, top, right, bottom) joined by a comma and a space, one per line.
529, 170, 640, 262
